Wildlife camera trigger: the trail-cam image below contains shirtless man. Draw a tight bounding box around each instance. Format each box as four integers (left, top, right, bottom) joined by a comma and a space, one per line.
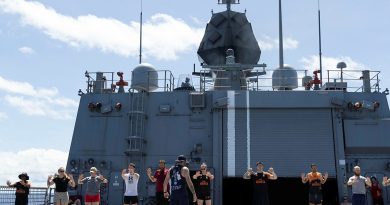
301, 164, 328, 205
243, 162, 277, 205
163, 155, 197, 205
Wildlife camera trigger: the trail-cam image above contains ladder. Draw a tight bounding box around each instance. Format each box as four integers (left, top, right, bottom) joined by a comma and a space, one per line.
126, 89, 147, 156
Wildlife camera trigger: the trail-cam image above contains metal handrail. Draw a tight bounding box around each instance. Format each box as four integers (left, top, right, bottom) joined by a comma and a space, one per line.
0, 186, 51, 205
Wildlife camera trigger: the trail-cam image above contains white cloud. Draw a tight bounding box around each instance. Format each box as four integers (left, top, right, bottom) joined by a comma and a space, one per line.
258, 36, 299, 50
0, 112, 8, 120
0, 0, 204, 60
18, 46, 34, 54
0, 148, 68, 187
0, 76, 77, 120
190, 16, 204, 25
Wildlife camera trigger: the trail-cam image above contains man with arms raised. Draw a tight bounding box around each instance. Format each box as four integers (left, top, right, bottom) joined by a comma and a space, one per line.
122, 163, 140, 205
193, 162, 214, 205
243, 162, 277, 205
347, 166, 371, 205
301, 164, 328, 205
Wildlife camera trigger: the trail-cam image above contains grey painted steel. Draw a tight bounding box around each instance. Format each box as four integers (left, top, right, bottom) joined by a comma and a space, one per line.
272, 66, 298, 90
223, 108, 336, 177
197, 11, 260, 66
67, 89, 390, 205
66, 2, 390, 205
131, 63, 158, 92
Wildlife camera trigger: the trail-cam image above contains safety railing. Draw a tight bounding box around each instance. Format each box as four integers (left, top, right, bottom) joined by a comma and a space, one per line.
0, 186, 51, 205
326, 70, 381, 92
81, 68, 383, 93
192, 68, 383, 92
83, 70, 175, 94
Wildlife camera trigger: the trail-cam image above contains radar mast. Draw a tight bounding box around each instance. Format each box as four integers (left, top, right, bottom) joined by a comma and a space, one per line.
218, 0, 240, 11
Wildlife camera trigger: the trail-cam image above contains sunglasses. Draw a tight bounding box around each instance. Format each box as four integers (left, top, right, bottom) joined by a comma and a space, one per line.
58, 170, 65, 173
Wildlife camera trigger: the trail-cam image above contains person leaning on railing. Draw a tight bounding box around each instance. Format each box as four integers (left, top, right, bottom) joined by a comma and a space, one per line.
47, 167, 76, 205
6, 172, 31, 205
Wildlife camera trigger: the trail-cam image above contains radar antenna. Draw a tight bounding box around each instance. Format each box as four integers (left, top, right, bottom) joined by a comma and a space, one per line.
278, 0, 284, 69
218, 0, 240, 11
318, 0, 323, 86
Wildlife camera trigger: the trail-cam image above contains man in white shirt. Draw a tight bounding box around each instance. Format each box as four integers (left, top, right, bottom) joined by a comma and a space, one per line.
122, 163, 140, 205
347, 166, 371, 205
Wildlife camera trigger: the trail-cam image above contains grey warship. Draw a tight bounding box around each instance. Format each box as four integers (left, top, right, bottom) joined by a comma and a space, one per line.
66, 0, 390, 204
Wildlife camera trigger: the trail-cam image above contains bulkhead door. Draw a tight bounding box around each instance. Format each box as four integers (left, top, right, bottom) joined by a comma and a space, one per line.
222, 108, 336, 177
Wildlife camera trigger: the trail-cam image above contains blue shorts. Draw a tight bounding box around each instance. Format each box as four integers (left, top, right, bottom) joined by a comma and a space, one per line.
352, 194, 366, 205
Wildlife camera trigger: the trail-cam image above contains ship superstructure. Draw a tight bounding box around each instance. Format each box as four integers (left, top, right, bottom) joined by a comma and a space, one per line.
66, 1, 390, 204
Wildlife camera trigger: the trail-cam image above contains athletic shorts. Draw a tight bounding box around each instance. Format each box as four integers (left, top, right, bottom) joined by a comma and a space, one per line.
85, 194, 100, 202
54, 192, 69, 203
197, 194, 211, 201
309, 189, 323, 204
124, 196, 139, 204
15, 195, 28, 205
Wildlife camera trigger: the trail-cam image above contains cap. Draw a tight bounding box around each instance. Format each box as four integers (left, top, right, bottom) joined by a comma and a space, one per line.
176, 155, 187, 162
129, 163, 136, 168
256, 161, 264, 166
90, 167, 98, 173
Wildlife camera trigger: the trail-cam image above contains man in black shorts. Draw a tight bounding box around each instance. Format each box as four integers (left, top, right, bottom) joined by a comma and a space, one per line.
301, 164, 328, 205
163, 155, 197, 205
243, 162, 277, 205
193, 163, 214, 205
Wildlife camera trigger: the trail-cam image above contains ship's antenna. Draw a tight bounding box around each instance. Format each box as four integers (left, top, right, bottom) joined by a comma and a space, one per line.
278, 0, 284, 69
218, 0, 239, 11
318, 0, 323, 86
139, 0, 143, 64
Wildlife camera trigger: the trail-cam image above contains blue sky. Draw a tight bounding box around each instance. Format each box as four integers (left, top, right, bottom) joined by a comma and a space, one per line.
0, 0, 389, 185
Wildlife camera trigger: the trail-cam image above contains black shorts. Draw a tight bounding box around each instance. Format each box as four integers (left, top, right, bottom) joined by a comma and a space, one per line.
197, 195, 211, 200
15, 195, 28, 205
309, 190, 323, 204
124, 196, 139, 204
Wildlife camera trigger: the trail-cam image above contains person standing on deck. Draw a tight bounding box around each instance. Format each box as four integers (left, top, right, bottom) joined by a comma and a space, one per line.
243, 162, 277, 205
147, 160, 169, 205
193, 162, 214, 205
301, 164, 328, 205
347, 166, 371, 205
77, 167, 108, 205
370, 176, 384, 205
6, 172, 31, 205
47, 167, 76, 205
163, 155, 197, 205
122, 163, 140, 205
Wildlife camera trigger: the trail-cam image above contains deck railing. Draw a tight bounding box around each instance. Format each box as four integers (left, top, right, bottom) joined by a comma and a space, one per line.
0, 186, 51, 205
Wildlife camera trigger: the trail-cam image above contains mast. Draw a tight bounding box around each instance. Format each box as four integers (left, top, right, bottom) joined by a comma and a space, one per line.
218, 0, 239, 11
278, 0, 284, 69
318, 0, 323, 86
139, 0, 143, 64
